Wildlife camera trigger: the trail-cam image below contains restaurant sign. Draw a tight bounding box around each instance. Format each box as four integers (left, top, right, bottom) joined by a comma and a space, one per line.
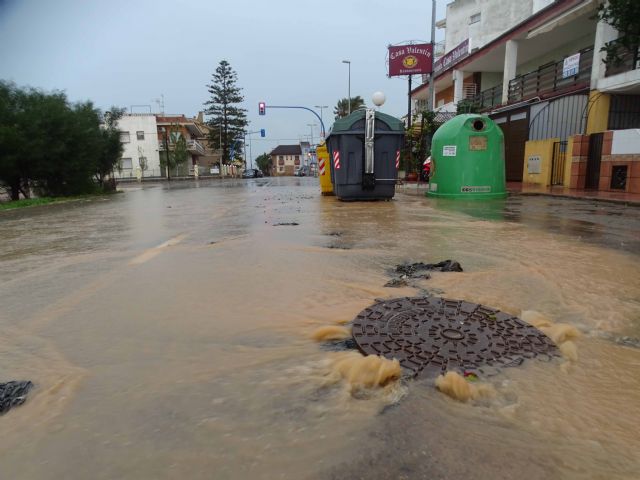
388, 43, 433, 77
433, 39, 469, 76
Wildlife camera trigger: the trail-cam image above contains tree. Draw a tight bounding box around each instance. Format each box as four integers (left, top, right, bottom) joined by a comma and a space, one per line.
0, 81, 27, 200
172, 132, 189, 174
0, 81, 124, 200
204, 60, 248, 164
456, 99, 482, 115
159, 125, 189, 177
333, 96, 365, 119
255, 153, 272, 175
95, 107, 125, 190
596, 0, 640, 66
137, 146, 148, 178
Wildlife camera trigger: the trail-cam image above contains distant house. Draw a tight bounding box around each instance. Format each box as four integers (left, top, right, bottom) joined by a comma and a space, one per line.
270, 144, 302, 176
115, 113, 215, 179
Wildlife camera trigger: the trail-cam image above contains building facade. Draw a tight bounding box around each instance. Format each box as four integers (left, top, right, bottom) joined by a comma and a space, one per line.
115, 114, 162, 179
411, 0, 640, 193
270, 145, 302, 176
115, 113, 219, 179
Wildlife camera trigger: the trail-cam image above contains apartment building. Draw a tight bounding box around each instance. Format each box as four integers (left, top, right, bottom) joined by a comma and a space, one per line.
412, 0, 640, 193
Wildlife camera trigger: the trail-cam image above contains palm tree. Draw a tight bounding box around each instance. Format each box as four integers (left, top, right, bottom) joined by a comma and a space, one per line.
333, 96, 366, 119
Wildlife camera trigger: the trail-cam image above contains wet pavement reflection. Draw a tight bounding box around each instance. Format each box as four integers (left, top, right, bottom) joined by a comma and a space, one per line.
0, 177, 639, 479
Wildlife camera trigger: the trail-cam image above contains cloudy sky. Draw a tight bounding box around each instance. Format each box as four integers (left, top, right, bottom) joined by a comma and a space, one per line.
0, 0, 445, 160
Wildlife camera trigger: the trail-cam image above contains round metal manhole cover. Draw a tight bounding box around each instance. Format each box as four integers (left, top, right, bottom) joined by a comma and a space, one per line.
351, 296, 559, 378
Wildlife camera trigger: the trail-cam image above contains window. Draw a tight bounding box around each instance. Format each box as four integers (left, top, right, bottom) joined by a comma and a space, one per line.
470, 13, 481, 24
120, 131, 130, 143
136, 131, 144, 140
295, 155, 300, 161
120, 158, 133, 169
278, 156, 284, 166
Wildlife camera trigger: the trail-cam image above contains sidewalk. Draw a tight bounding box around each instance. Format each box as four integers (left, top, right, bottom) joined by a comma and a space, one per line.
397, 181, 640, 206
508, 182, 640, 206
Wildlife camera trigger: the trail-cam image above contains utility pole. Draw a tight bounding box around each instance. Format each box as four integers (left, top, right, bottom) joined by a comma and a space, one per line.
428, 0, 437, 111
342, 60, 351, 115
315, 106, 328, 136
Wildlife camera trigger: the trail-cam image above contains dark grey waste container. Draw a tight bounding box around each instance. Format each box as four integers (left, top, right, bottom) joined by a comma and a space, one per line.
326, 109, 404, 201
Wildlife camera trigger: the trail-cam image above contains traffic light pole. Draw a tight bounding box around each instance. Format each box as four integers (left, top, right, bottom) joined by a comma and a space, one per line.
263, 105, 326, 139
244, 130, 264, 169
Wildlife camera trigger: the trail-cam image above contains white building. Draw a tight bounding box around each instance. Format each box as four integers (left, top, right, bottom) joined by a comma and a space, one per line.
411, 0, 640, 194
115, 114, 161, 178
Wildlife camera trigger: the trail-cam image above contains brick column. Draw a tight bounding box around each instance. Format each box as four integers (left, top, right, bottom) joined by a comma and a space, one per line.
570, 135, 588, 189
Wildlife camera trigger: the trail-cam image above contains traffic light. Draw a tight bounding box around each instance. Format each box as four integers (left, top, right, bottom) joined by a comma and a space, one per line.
258, 102, 266, 115
260, 129, 265, 137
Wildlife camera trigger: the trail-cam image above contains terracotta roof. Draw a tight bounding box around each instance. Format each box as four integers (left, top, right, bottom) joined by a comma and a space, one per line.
270, 145, 302, 155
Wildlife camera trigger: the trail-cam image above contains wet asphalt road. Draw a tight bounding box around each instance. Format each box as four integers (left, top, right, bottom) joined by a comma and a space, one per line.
1, 177, 639, 480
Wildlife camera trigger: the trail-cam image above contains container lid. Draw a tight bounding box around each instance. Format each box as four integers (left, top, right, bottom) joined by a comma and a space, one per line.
329, 109, 404, 134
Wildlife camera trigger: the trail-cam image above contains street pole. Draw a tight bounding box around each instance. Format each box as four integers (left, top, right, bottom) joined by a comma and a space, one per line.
307, 123, 315, 145
428, 0, 437, 111
342, 60, 351, 115
408, 75, 413, 176
314, 106, 328, 137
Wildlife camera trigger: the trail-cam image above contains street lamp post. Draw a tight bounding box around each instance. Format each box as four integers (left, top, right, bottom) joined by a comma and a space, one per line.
428, 0, 437, 111
314, 106, 328, 134
342, 60, 351, 115
307, 123, 317, 145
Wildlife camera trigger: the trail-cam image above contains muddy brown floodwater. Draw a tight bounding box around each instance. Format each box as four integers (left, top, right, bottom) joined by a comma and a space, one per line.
1, 177, 639, 480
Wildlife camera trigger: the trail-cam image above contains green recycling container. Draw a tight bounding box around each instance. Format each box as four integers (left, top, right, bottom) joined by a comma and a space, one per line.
427, 114, 507, 199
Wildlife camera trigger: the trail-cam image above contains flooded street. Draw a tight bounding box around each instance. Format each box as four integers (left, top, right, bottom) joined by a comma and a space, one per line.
1, 177, 639, 479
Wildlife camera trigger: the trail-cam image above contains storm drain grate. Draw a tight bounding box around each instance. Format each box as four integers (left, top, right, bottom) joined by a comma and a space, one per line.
351, 297, 559, 378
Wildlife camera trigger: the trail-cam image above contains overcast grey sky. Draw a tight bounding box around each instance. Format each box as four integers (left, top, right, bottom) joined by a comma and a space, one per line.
0, 0, 446, 160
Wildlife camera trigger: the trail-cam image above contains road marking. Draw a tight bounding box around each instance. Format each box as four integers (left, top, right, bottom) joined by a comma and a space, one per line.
129, 234, 188, 265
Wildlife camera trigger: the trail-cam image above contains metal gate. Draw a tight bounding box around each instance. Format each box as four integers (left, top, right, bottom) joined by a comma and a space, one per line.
551, 141, 567, 185
586, 132, 603, 189
491, 108, 529, 182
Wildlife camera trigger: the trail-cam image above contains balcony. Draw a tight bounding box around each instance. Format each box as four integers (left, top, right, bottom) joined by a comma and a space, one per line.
605, 38, 640, 77
508, 47, 593, 103
469, 84, 503, 110
159, 139, 205, 156
187, 140, 205, 155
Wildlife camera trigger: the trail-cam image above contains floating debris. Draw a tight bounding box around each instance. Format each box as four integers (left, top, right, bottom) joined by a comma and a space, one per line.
395, 260, 463, 277
385, 260, 463, 287
615, 336, 640, 349
384, 278, 409, 288
273, 222, 299, 226
0, 381, 33, 415
319, 338, 358, 352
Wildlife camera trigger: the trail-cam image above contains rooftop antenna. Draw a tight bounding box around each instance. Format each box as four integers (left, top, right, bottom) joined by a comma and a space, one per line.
153, 94, 165, 114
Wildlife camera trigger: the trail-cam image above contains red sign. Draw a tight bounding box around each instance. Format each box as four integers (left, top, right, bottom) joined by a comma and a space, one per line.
433, 39, 469, 76
388, 43, 433, 77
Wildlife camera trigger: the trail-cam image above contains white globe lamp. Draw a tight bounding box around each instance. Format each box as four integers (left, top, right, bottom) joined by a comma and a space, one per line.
372, 91, 386, 107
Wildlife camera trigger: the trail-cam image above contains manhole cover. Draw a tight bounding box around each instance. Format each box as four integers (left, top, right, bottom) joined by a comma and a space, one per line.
351, 296, 559, 378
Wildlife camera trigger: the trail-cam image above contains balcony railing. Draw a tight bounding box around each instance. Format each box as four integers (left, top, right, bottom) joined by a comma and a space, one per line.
469, 83, 503, 110
605, 38, 640, 77
508, 47, 593, 103
159, 139, 206, 156
187, 140, 205, 155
